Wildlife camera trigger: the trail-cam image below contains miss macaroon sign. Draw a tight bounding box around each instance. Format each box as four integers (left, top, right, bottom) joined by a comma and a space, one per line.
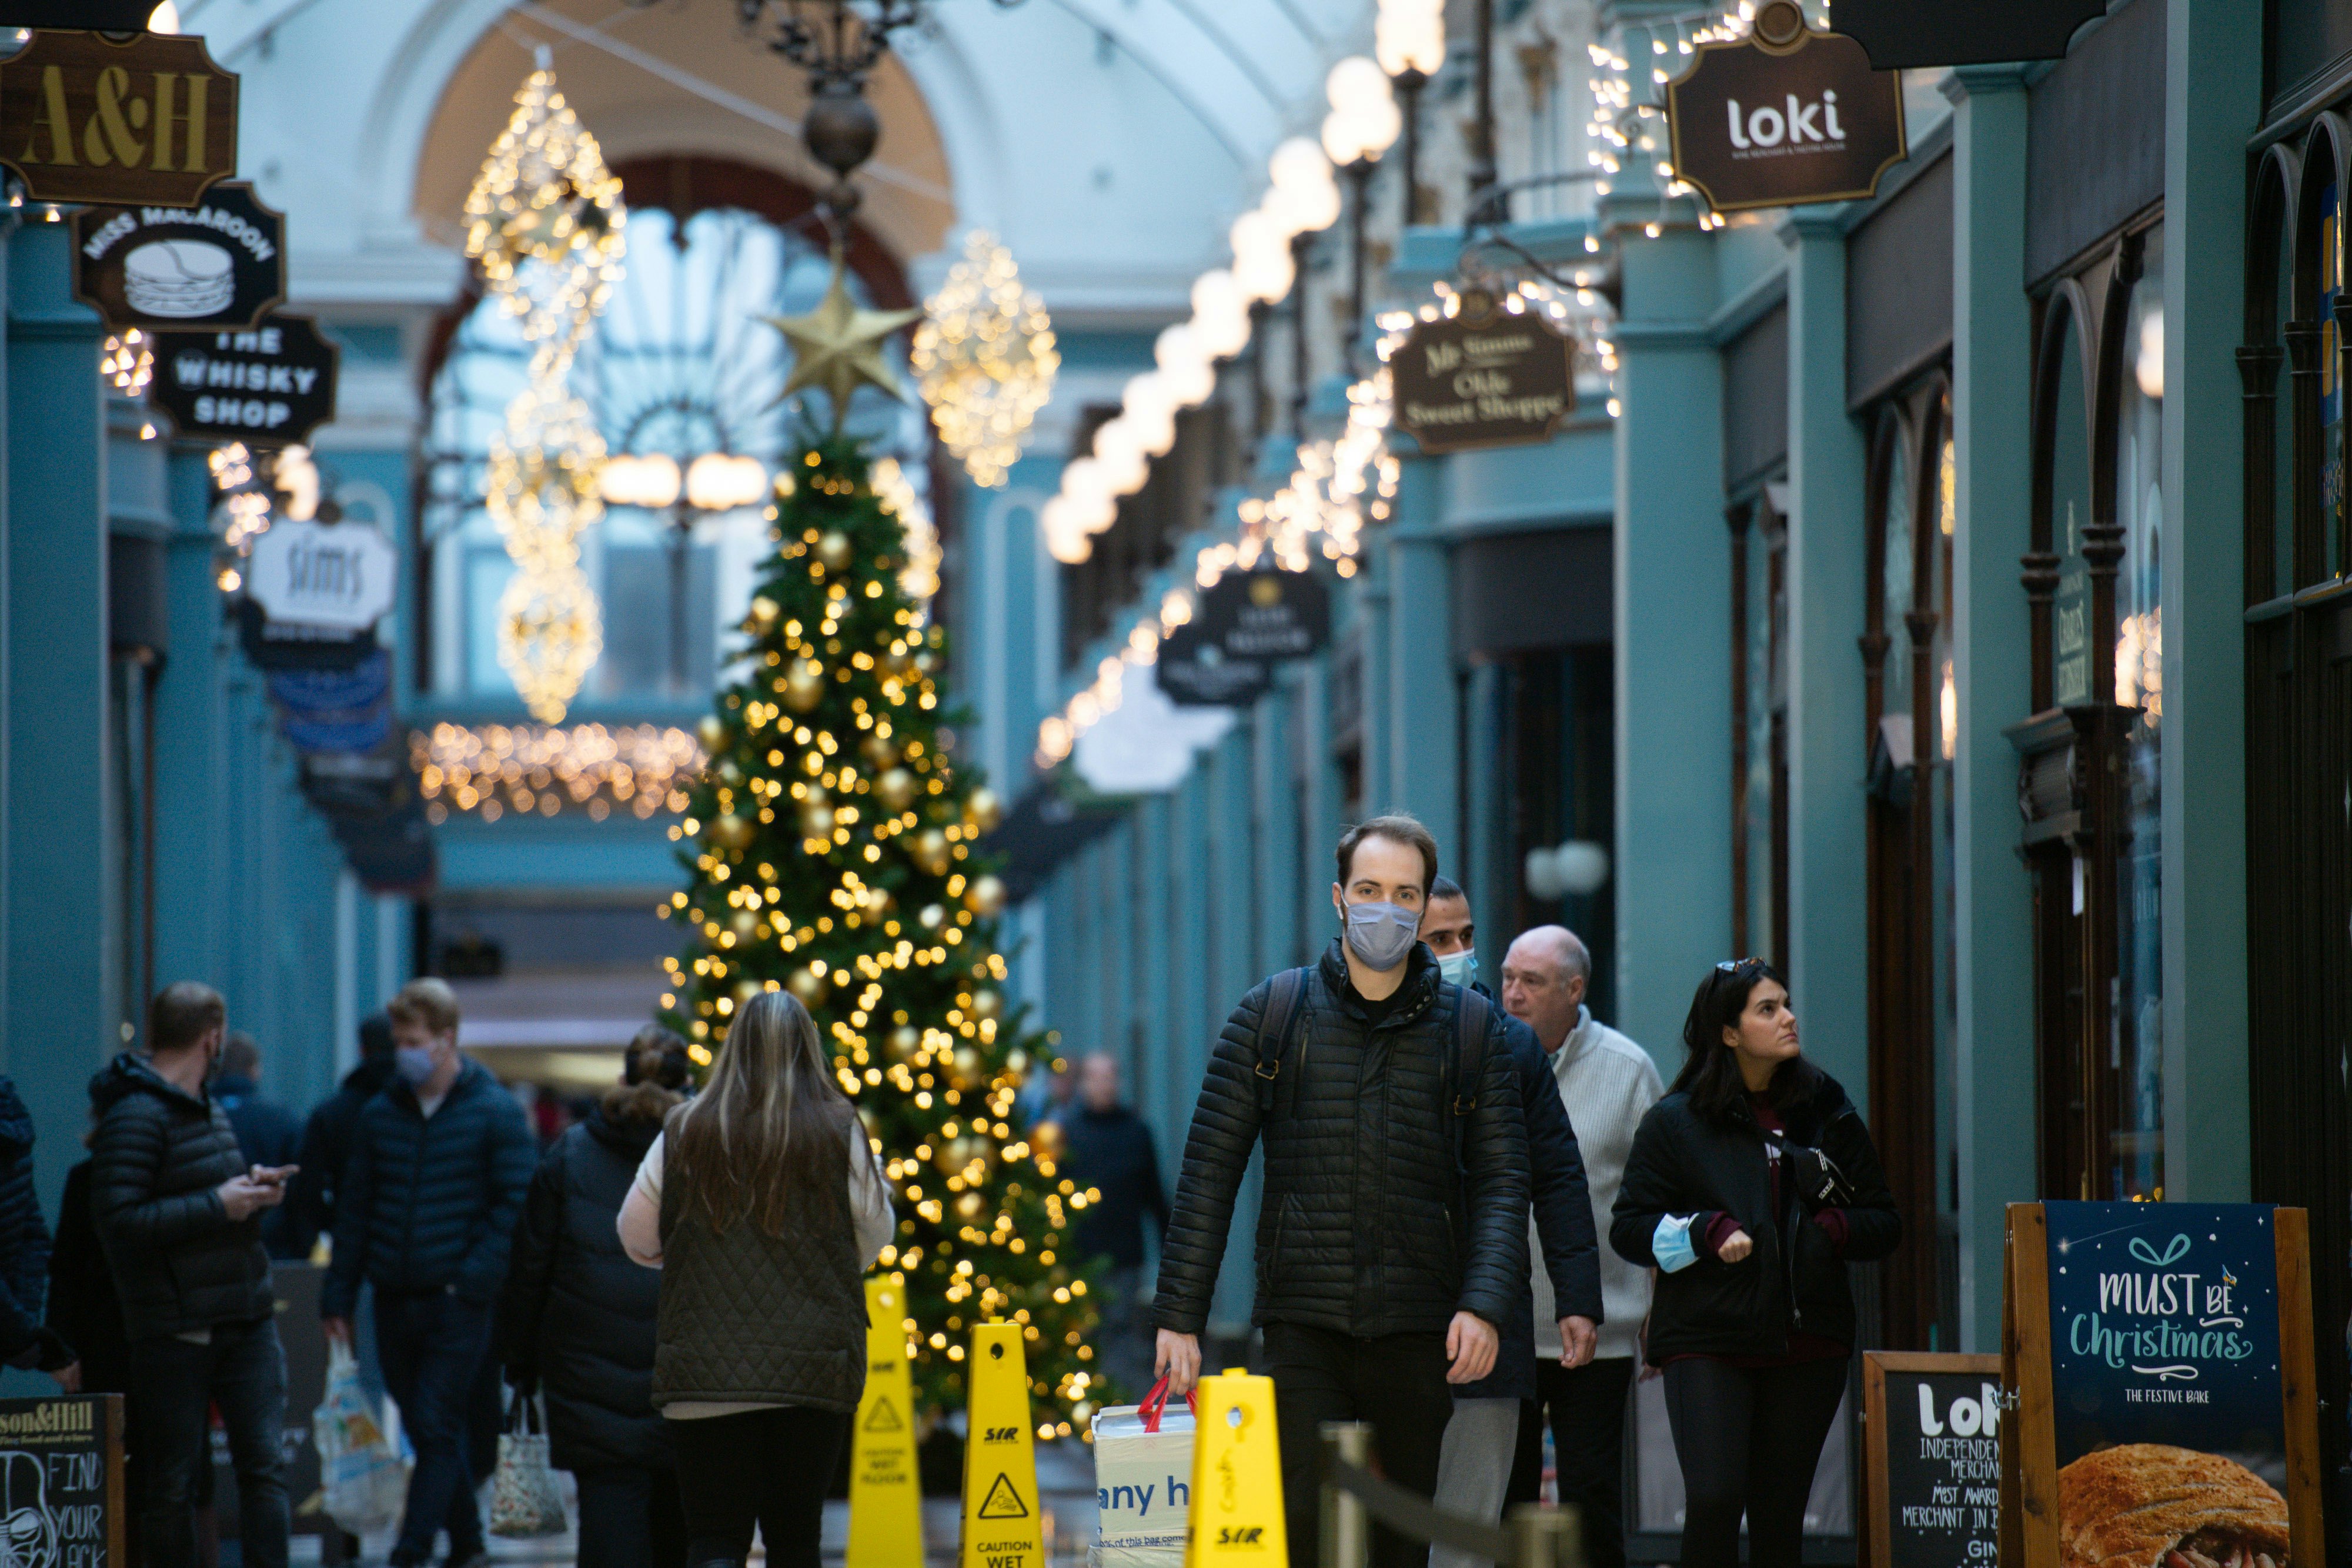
2002, 1203, 2321, 1568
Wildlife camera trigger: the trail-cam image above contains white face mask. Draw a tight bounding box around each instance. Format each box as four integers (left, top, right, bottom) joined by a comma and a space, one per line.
1436, 949, 1478, 989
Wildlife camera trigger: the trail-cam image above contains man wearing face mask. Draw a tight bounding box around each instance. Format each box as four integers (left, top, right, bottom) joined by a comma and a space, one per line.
90, 982, 297, 1568
1154, 816, 1529, 1568
322, 979, 535, 1568
1418, 880, 1602, 1568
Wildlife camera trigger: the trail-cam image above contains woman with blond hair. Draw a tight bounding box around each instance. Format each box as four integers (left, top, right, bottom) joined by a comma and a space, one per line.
617, 994, 893, 1568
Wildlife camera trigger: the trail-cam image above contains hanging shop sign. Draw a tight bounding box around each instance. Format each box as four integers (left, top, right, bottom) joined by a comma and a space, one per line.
268, 648, 392, 756
1830, 1, 2106, 70
1155, 620, 1272, 708
1666, 0, 1906, 215
73, 181, 284, 334
1860, 1353, 2001, 1568
149, 314, 339, 447
2000, 1202, 2320, 1568
0, 1395, 128, 1568
235, 596, 377, 672
0, 2, 156, 24
244, 514, 391, 632
1197, 568, 1331, 663
1391, 291, 1575, 455
0, 29, 236, 208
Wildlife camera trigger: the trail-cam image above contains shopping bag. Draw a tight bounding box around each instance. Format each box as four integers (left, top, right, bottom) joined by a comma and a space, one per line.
312, 1340, 407, 1534
489, 1392, 569, 1539
1090, 1376, 1195, 1562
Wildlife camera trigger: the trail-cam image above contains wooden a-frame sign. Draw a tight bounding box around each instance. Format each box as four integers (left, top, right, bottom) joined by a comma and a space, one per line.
2002, 1202, 2324, 1568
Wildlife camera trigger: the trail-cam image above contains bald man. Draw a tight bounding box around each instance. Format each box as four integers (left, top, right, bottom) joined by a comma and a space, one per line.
1498, 927, 1662, 1568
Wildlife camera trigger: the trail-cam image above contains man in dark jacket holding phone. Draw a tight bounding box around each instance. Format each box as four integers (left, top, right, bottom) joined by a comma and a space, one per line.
91, 982, 296, 1568
323, 978, 535, 1568
1154, 817, 1529, 1568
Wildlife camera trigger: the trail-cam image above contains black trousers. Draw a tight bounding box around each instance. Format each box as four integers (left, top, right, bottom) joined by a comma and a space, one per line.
1661, 1357, 1848, 1568
668, 1407, 850, 1568
1262, 1322, 1454, 1568
574, 1465, 689, 1568
1507, 1356, 1635, 1568
127, 1318, 290, 1568
373, 1290, 493, 1568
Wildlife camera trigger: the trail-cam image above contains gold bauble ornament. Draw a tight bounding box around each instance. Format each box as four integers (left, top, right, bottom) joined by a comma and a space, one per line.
1029, 1119, 1065, 1159
918, 904, 946, 931
709, 813, 753, 850
799, 800, 834, 840
965, 788, 1003, 834
881, 648, 916, 677
783, 660, 826, 713
963, 875, 1007, 917
887, 1025, 920, 1061
876, 768, 918, 811
955, 1191, 984, 1219
747, 594, 779, 630
787, 967, 826, 1004
730, 910, 759, 940
733, 979, 763, 1007
816, 531, 855, 572
952, 1045, 984, 1086
913, 829, 952, 876
697, 716, 727, 754
861, 734, 900, 770
718, 760, 743, 787
968, 988, 1003, 1022
932, 1139, 962, 1174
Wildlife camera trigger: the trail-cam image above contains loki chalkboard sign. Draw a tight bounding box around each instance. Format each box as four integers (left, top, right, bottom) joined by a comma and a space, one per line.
0, 1394, 126, 1568
1863, 1353, 2001, 1568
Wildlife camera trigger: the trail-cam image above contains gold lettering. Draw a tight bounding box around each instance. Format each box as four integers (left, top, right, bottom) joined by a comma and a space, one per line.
151, 71, 209, 173
84, 66, 145, 168
20, 65, 76, 166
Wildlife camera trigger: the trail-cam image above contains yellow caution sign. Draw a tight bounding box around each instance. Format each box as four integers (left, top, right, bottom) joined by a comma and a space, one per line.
847, 1276, 925, 1568
1186, 1368, 1286, 1567
960, 1321, 1044, 1568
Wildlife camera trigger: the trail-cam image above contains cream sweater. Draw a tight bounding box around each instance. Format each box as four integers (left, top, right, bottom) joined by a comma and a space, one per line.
1530, 1007, 1664, 1362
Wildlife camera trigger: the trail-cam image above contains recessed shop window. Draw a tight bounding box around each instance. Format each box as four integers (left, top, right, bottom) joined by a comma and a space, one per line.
1729, 489, 1788, 971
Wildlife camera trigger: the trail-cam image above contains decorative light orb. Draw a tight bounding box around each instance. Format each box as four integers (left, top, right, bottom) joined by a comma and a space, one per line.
598, 453, 681, 509
783, 660, 827, 713
697, 716, 728, 753
799, 797, 834, 840
787, 967, 827, 1004
887, 1025, 920, 1061
709, 813, 754, 851
729, 908, 758, 939
913, 229, 1060, 488
919, 902, 946, 931
965, 788, 1003, 834
876, 767, 918, 811
496, 563, 603, 724
747, 595, 780, 630
913, 830, 953, 877
968, 988, 1003, 1021
685, 453, 769, 512
816, 530, 856, 571
1327, 56, 1394, 114
964, 875, 1008, 917
1377, 8, 1447, 77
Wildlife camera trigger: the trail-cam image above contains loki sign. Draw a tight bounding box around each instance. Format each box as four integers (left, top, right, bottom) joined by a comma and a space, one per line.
1391, 291, 1575, 455
1666, 0, 1906, 215
74, 181, 285, 333
148, 313, 339, 446
0, 29, 237, 208
1830, 1, 2106, 69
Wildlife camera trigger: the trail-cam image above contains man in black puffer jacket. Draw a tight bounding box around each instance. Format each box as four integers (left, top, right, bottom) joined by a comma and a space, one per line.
0, 1075, 72, 1383
1154, 817, 1528, 1568
322, 979, 534, 1568
92, 983, 296, 1568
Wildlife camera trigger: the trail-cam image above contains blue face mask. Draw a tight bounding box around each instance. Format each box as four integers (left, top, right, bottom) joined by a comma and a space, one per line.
394, 1045, 437, 1086
1342, 900, 1421, 971
1436, 949, 1477, 989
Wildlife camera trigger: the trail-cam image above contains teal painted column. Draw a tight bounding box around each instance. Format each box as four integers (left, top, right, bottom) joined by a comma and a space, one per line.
1207, 728, 1255, 1004
152, 449, 230, 1009
1462, 661, 1508, 977
1946, 67, 2039, 1350
6, 220, 110, 1211
1612, 226, 1729, 1069
1355, 554, 1392, 814
1252, 689, 1300, 974
1291, 657, 1342, 958
2159, 0, 2257, 1203
1779, 209, 1871, 1095
1131, 794, 1174, 1135
1385, 459, 1458, 844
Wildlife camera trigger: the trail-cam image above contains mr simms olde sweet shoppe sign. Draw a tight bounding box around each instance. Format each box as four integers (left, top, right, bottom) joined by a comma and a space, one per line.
0, 31, 237, 208
1666, 0, 1905, 215
0, 1396, 126, 1568
1391, 289, 1575, 455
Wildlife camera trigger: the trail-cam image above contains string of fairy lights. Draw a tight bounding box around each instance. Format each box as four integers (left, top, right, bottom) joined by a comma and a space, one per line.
463, 58, 629, 726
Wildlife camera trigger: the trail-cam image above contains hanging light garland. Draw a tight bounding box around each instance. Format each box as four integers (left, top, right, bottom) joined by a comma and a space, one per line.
913, 230, 1058, 489
465, 57, 630, 723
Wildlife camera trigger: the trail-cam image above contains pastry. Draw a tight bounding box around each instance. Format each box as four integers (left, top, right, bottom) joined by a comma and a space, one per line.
2059, 1443, 2290, 1568
123, 239, 234, 319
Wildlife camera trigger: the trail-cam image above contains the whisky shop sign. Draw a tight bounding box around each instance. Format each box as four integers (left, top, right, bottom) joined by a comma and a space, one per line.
1391, 289, 1576, 455
1666, 0, 1906, 215
0, 28, 239, 208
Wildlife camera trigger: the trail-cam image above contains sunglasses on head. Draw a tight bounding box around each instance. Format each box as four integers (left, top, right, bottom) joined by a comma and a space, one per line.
1715, 957, 1768, 975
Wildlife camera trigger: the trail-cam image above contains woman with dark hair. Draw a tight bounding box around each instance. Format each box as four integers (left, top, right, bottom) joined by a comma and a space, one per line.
616, 994, 893, 1568
1610, 959, 1900, 1568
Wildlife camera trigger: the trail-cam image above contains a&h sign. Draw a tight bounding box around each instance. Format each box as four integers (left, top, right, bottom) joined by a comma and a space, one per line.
1666, 0, 1906, 216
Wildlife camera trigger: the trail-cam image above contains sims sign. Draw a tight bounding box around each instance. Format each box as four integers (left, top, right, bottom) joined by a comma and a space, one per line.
246, 519, 395, 633
1666, 0, 1906, 215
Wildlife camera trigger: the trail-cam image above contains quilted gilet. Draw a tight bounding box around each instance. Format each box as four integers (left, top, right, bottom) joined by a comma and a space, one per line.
88, 1054, 273, 1339
1154, 941, 1530, 1339
650, 1104, 866, 1414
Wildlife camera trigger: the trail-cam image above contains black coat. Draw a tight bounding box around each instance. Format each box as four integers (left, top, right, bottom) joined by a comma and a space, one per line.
280, 1058, 396, 1261
1456, 1008, 1603, 1401
1057, 1105, 1169, 1270
497, 1089, 675, 1473
322, 1058, 536, 1318
1610, 1067, 1900, 1363
88, 1053, 275, 1340
0, 1078, 57, 1368
45, 1162, 128, 1394
1155, 942, 1529, 1339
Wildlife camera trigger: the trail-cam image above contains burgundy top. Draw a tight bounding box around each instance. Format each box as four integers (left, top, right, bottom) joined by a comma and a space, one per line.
1672, 1095, 1849, 1368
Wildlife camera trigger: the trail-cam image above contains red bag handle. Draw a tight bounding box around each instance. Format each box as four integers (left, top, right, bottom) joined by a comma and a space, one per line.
1138, 1375, 1197, 1433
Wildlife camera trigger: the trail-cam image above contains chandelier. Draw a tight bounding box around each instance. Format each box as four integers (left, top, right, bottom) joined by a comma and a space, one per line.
913, 230, 1057, 488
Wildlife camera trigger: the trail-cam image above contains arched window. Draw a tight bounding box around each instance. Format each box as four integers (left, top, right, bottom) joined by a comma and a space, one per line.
419, 165, 926, 705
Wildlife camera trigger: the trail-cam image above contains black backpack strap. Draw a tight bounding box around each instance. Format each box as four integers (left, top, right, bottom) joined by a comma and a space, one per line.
1448, 986, 1494, 1171
1253, 967, 1309, 1116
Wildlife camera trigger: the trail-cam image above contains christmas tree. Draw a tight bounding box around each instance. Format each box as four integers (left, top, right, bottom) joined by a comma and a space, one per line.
657, 426, 1109, 1441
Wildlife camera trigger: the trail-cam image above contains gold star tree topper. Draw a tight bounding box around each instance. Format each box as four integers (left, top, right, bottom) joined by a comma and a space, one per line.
763, 249, 923, 432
